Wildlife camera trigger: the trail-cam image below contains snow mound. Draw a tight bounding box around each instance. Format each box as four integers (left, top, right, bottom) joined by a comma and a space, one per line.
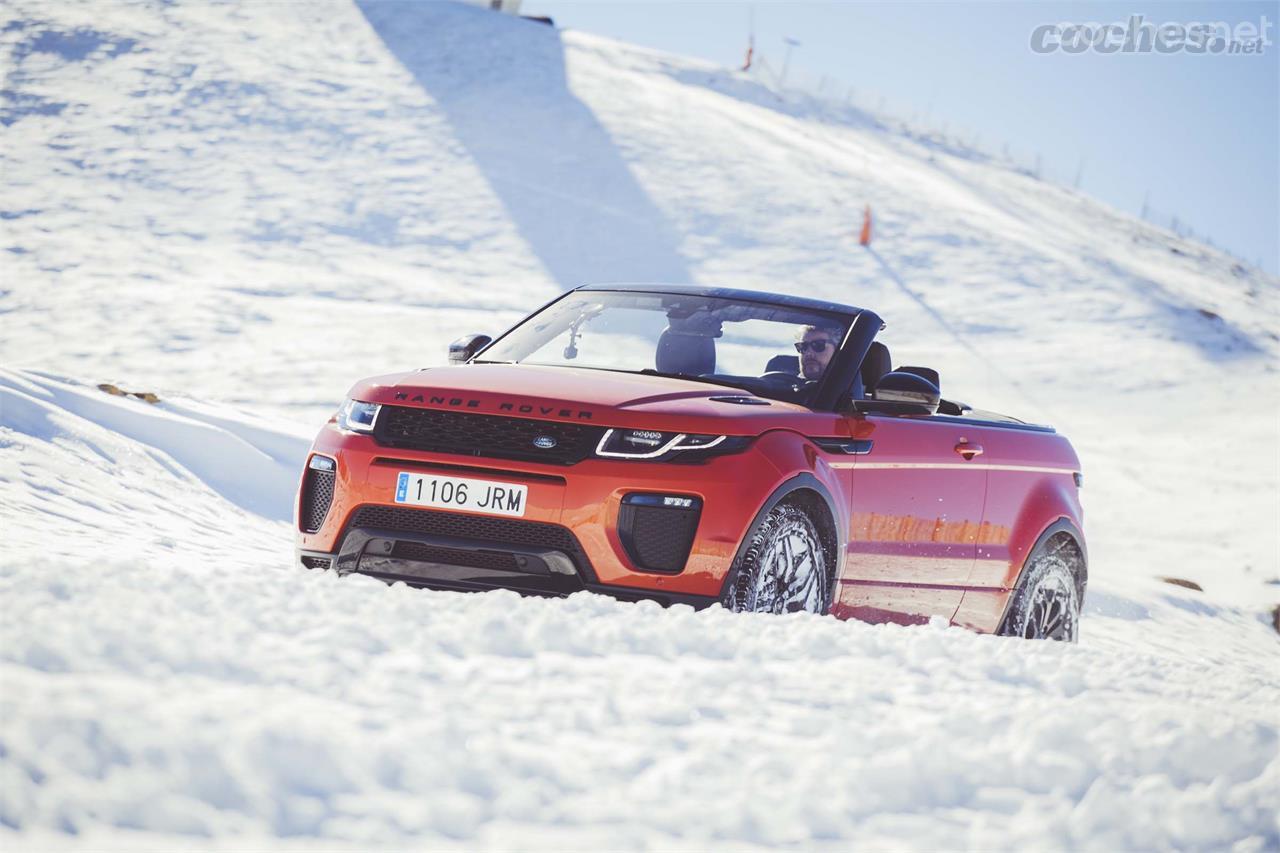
3, 555, 1277, 849
0, 366, 307, 537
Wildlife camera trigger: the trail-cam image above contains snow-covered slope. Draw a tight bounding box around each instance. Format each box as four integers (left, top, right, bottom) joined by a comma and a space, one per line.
3, 375, 1278, 850
2, 1, 1277, 848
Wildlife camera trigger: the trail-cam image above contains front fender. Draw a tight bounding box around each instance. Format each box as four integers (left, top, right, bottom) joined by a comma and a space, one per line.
714, 430, 850, 601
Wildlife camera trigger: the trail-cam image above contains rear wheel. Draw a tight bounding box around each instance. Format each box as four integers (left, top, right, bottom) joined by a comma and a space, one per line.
1000, 550, 1080, 641
723, 502, 832, 615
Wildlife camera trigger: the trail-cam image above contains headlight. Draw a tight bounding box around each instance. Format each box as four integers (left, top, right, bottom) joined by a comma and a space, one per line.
595, 429, 740, 460
338, 399, 381, 433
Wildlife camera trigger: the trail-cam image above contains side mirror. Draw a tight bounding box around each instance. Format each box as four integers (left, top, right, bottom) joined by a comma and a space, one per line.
855, 370, 941, 416
448, 333, 492, 364
895, 365, 940, 391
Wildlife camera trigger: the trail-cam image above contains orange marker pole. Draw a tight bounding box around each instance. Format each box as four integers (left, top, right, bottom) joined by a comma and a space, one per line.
858, 204, 872, 246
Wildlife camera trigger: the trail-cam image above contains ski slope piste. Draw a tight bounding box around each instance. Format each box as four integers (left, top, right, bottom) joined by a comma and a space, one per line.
1, 0, 1277, 849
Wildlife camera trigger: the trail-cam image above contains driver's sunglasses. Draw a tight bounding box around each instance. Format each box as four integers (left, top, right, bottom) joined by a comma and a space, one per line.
794, 339, 835, 354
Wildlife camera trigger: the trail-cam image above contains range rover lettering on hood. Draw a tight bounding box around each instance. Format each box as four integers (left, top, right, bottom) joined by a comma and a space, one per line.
392, 391, 593, 420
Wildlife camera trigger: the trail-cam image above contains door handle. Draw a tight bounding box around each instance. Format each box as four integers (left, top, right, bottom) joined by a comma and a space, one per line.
954, 442, 984, 460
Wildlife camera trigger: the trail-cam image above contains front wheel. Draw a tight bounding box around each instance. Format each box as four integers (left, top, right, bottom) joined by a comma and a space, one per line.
722, 502, 832, 615
999, 550, 1081, 641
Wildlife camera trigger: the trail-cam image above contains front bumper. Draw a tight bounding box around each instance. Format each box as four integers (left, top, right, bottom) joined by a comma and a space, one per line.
295, 423, 791, 602
297, 525, 717, 608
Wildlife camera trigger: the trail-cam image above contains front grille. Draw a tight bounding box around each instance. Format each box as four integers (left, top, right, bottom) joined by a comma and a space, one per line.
618, 496, 702, 573
373, 406, 605, 465
347, 505, 590, 572
300, 465, 335, 533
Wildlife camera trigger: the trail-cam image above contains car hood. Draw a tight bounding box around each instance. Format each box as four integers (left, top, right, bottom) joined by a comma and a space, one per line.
346, 364, 846, 436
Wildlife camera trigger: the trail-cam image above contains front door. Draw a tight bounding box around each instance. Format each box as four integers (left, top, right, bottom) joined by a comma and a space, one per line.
832, 414, 989, 625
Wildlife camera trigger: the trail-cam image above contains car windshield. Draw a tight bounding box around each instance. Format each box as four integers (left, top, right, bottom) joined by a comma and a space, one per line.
479, 290, 854, 405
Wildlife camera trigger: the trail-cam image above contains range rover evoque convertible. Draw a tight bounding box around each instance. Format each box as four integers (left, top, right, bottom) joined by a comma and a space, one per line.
296, 284, 1087, 640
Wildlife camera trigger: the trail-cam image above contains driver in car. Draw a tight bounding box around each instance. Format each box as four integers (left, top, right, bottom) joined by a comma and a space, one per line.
795, 325, 843, 380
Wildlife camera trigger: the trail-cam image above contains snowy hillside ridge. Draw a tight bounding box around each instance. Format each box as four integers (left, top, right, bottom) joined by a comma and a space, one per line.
1, 370, 311, 522
1, 0, 1278, 847
562, 22, 1276, 286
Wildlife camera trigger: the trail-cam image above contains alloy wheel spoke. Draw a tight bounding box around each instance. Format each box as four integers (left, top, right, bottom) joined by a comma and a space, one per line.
1026, 598, 1047, 638
781, 531, 820, 610
1038, 598, 1054, 635
783, 542, 808, 594
1044, 598, 1064, 636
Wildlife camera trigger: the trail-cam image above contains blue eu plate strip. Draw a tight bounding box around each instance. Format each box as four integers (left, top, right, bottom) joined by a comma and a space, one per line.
395, 472, 409, 503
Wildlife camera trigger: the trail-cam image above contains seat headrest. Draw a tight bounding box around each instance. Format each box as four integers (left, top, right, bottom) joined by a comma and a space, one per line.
765, 354, 800, 375
860, 341, 892, 392
656, 328, 716, 376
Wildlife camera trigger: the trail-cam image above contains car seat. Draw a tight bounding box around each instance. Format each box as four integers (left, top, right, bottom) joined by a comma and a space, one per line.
764, 354, 800, 375
859, 341, 892, 393
655, 328, 716, 376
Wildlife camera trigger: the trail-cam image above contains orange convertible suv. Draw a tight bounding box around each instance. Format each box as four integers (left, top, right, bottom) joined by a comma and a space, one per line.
296, 285, 1087, 640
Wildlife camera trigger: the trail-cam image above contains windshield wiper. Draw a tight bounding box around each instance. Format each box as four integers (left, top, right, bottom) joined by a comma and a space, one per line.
639, 369, 756, 394
468, 363, 760, 396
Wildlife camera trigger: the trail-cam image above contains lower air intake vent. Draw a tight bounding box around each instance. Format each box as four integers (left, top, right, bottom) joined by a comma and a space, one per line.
345, 505, 590, 573
300, 457, 336, 533
618, 494, 702, 573
392, 541, 520, 572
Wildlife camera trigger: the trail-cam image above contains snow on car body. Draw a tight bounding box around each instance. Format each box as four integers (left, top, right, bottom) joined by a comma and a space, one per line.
296, 284, 1086, 638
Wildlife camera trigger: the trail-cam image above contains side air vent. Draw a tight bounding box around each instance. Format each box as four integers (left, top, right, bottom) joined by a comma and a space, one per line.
300, 455, 336, 533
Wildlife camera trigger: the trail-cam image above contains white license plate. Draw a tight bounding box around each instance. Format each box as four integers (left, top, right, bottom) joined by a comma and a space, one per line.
393, 472, 528, 517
